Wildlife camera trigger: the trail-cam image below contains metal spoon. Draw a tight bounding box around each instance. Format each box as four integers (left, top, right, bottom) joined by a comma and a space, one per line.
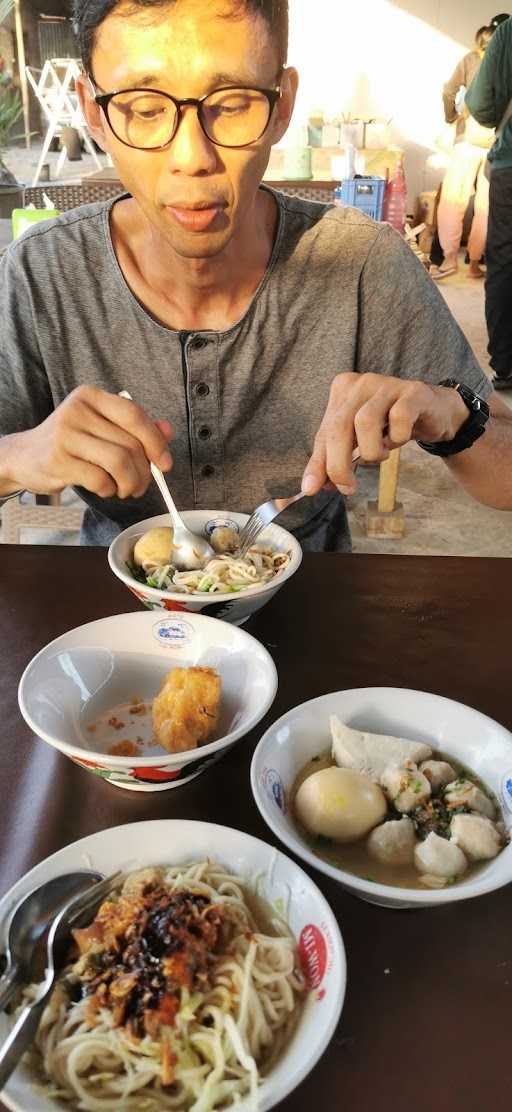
0, 870, 102, 1014
0, 871, 121, 1090
119, 391, 214, 571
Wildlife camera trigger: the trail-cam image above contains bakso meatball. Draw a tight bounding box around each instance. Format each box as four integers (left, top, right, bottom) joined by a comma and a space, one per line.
295, 767, 387, 843
414, 832, 468, 878
419, 760, 456, 792
133, 527, 174, 570
450, 814, 502, 860
380, 763, 431, 813
210, 526, 239, 554
367, 816, 417, 865
444, 779, 495, 820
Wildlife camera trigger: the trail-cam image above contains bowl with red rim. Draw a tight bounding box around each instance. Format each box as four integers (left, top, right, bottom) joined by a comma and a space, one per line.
108, 510, 302, 626
18, 610, 277, 792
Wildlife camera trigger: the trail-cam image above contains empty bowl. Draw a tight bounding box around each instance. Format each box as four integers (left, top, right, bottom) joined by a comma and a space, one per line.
19, 610, 277, 791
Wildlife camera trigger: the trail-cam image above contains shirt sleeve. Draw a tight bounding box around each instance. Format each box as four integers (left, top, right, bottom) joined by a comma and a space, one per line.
356, 223, 491, 400
466, 26, 507, 128
0, 244, 54, 436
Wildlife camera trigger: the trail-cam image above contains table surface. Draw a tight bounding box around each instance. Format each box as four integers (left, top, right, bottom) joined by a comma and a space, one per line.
1, 546, 511, 1112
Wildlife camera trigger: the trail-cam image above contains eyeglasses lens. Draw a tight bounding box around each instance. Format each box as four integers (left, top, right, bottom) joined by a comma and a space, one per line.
106, 87, 272, 149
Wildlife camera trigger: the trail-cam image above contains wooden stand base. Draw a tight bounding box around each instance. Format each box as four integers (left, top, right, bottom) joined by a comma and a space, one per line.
366, 500, 406, 538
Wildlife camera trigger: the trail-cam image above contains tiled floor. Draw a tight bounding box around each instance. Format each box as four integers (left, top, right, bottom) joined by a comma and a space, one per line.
2, 143, 511, 554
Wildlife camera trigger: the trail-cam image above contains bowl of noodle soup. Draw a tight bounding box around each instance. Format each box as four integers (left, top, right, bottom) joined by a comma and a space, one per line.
108, 512, 302, 626
0, 820, 345, 1112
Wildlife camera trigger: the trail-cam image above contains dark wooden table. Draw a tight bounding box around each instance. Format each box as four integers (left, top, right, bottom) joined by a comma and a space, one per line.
1, 546, 511, 1112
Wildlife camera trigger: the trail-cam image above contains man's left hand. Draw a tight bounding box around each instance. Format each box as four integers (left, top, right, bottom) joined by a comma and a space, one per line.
302, 372, 468, 496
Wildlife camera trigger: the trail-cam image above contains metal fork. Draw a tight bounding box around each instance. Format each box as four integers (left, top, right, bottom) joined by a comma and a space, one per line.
238, 445, 362, 557
238, 492, 304, 557
0, 870, 123, 1088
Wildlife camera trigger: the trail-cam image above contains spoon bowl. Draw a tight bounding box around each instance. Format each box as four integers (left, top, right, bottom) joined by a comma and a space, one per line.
0, 870, 102, 1012
148, 462, 214, 571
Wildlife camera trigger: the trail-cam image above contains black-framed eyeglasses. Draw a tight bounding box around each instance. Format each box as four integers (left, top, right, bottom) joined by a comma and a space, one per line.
91, 80, 282, 151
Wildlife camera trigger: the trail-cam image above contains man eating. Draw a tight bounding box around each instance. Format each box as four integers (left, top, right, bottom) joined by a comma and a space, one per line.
1, 0, 512, 548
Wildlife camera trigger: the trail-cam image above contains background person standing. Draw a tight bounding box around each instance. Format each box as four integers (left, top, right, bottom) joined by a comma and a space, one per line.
466, 14, 512, 389
431, 25, 494, 281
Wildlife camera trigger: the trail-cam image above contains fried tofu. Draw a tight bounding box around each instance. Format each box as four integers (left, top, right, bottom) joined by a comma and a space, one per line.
152, 666, 221, 753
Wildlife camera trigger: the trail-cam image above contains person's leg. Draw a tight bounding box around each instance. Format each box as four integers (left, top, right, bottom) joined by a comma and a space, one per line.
435, 143, 475, 276
485, 167, 512, 384
468, 157, 490, 278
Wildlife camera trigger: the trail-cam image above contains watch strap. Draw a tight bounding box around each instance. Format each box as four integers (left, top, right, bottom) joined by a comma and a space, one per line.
417, 379, 489, 458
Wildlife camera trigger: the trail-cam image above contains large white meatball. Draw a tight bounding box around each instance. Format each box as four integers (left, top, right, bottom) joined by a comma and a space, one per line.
444, 780, 495, 820
133, 527, 174, 571
414, 832, 468, 878
380, 763, 431, 813
367, 817, 416, 865
450, 814, 502, 860
295, 767, 387, 843
419, 760, 456, 792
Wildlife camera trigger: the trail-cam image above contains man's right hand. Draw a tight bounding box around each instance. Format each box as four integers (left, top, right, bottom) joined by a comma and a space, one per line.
0, 386, 173, 499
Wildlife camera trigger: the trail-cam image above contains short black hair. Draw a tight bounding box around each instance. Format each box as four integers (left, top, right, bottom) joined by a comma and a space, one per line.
73, 0, 289, 75
490, 13, 510, 27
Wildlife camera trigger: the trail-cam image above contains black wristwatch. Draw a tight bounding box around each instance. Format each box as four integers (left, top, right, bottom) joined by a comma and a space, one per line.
417, 378, 490, 457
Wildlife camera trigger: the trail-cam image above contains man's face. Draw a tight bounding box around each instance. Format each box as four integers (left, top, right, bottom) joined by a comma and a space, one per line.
79, 0, 297, 259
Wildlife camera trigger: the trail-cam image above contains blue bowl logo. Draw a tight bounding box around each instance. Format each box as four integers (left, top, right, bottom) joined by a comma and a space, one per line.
262, 767, 286, 813
153, 618, 194, 648
502, 774, 512, 815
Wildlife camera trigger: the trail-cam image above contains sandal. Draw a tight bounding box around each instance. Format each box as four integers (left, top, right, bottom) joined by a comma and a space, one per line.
430, 264, 458, 280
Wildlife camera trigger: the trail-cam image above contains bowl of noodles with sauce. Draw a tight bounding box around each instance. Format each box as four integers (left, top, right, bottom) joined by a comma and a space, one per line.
108, 512, 302, 625
0, 820, 346, 1112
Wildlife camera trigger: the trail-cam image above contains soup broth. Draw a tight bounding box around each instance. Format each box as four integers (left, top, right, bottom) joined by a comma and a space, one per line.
291, 749, 503, 890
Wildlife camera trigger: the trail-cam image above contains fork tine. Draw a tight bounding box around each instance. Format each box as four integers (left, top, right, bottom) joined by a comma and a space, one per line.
240, 517, 262, 545
238, 512, 259, 547
63, 870, 124, 929
239, 520, 264, 555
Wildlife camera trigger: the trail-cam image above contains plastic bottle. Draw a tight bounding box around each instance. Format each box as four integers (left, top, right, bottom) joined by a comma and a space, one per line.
382, 153, 407, 234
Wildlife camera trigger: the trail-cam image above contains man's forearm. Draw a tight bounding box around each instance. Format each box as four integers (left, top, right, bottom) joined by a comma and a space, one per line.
446, 405, 512, 508
0, 434, 27, 498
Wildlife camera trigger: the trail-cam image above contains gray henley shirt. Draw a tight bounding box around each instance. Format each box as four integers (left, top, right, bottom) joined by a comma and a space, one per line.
0, 187, 491, 547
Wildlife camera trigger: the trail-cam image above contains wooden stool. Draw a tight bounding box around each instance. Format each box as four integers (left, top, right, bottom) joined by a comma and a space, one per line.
366, 448, 406, 538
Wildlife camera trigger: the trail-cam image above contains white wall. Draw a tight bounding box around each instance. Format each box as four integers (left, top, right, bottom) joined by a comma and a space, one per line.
286, 0, 506, 203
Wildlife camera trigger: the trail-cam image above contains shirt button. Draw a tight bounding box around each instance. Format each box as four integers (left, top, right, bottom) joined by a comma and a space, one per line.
201, 464, 215, 477
198, 425, 212, 440
195, 382, 210, 397
191, 336, 208, 350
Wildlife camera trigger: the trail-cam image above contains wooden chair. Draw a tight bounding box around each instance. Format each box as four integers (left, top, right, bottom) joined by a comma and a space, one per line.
1, 494, 84, 544
23, 180, 125, 210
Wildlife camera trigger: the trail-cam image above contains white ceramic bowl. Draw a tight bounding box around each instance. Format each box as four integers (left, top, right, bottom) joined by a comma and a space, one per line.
18, 610, 277, 791
0, 820, 346, 1112
108, 510, 302, 625
251, 687, 512, 910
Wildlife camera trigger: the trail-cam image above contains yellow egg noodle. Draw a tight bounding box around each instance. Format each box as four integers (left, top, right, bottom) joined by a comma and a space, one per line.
20, 862, 305, 1111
